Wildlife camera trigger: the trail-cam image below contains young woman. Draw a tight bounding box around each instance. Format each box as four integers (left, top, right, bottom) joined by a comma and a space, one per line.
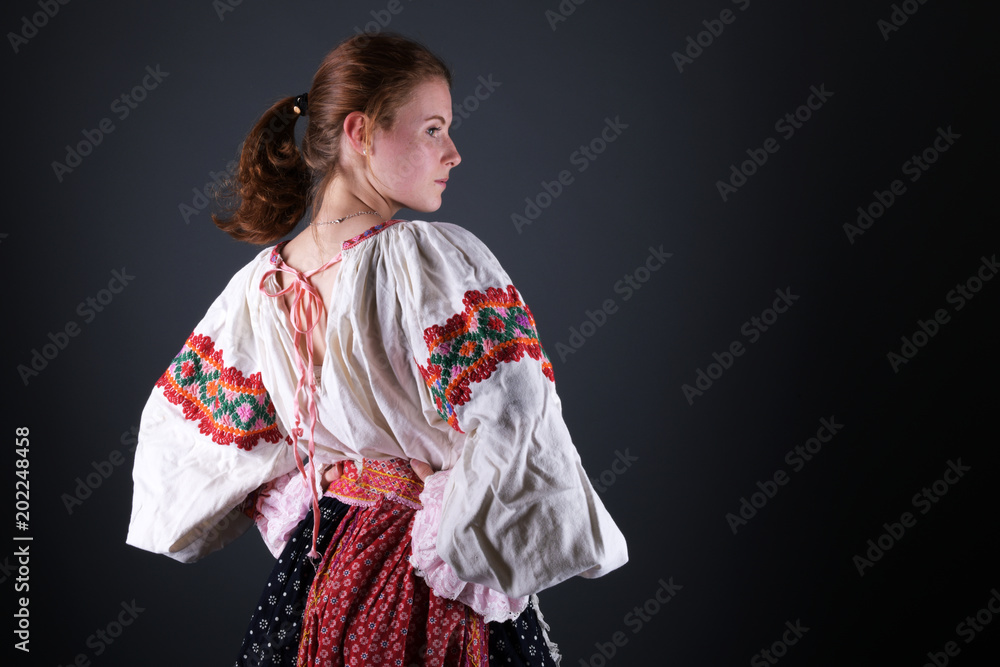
126, 32, 627, 666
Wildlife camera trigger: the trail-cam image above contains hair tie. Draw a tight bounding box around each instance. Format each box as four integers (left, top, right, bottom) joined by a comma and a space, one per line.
293, 92, 309, 116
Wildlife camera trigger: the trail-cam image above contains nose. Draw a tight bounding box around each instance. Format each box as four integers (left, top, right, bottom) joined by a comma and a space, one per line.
444, 137, 461, 168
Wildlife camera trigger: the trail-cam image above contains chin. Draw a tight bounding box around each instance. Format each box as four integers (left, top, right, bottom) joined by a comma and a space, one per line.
410, 199, 443, 214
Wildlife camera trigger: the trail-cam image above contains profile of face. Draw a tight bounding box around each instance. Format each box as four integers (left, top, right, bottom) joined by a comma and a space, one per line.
367, 77, 461, 214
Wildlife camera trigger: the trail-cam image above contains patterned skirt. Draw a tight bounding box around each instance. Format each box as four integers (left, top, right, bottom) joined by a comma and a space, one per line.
235, 459, 559, 667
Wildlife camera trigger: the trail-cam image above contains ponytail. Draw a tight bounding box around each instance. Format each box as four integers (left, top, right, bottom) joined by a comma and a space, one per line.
212, 96, 311, 245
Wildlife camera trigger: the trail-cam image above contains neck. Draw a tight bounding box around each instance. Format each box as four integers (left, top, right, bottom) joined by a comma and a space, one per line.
303, 173, 400, 256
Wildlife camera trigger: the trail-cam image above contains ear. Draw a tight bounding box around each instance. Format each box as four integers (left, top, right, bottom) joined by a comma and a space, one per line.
342, 111, 371, 156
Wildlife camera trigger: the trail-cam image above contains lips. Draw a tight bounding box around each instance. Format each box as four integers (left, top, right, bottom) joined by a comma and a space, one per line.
435, 178, 448, 187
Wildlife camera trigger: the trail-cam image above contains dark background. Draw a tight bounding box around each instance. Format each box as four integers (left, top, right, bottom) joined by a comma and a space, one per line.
4, 0, 998, 665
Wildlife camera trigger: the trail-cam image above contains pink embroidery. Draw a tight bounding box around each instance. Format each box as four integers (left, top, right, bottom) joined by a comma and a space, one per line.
417, 285, 555, 432
155, 333, 281, 451
326, 459, 424, 511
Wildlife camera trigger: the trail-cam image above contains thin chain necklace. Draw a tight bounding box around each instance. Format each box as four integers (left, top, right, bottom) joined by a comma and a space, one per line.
311, 210, 384, 226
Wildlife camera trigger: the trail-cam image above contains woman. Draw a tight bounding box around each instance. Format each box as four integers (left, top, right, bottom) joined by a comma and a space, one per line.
126, 32, 627, 666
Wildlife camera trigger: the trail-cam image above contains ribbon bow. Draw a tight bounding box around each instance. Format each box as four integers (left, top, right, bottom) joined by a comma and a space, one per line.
260, 245, 343, 560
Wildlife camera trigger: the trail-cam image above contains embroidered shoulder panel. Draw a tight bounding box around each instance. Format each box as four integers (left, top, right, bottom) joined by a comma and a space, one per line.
417, 285, 555, 433
155, 333, 283, 451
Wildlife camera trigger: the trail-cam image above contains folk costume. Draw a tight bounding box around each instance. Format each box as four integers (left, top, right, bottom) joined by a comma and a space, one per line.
126, 219, 628, 665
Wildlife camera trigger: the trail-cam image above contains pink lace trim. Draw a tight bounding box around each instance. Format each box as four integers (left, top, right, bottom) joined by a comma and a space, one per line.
253, 471, 312, 558
329, 491, 423, 511
409, 469, 528, 624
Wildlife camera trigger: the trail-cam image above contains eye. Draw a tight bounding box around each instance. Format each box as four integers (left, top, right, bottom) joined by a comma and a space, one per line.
427, 126, 441, 138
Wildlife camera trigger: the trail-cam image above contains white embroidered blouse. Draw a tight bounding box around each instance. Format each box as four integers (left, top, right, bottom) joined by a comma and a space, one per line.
126, 218, 628, 610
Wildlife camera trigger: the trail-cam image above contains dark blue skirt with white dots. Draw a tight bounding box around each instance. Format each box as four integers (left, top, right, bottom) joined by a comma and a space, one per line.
234, 497, 560, 666
488, 596, 560, 666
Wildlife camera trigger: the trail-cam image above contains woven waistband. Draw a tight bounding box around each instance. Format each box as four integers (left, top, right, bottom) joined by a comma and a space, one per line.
325, 458, 424, 510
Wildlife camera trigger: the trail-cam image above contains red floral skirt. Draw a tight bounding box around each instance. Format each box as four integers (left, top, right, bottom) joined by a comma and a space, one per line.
297, 459, 488, 667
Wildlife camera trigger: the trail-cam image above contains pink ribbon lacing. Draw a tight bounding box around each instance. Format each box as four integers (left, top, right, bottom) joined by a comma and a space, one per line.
259, 243, 343, 560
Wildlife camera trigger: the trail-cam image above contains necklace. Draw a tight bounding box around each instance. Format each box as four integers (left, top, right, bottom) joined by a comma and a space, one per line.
311, 210, 383, 226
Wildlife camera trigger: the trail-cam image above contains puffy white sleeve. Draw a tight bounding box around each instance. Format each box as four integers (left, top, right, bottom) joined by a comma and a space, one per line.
126, 260, 300, 563
392, 221, 628, 598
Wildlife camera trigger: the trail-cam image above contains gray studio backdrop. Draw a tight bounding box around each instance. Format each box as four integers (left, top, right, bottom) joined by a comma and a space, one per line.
4, 0, 998, 665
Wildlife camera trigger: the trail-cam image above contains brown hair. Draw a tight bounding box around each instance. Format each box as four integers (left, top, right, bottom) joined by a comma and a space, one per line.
212, 32, 452, 244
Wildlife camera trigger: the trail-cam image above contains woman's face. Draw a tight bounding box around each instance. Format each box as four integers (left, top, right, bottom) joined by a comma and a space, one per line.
369, 77, 461, 213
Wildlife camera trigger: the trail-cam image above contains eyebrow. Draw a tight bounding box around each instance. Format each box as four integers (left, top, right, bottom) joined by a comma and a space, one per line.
424, 115, 448, 124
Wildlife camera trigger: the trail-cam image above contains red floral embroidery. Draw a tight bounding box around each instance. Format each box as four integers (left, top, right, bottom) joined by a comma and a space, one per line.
417, 285, 555, 432
155, 333, 283, 450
